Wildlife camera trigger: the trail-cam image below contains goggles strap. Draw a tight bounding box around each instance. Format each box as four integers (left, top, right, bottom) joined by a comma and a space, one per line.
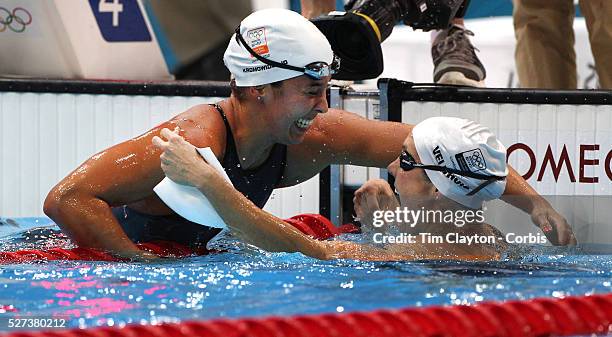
418, 164, 504, 181
466, 178, 498, 196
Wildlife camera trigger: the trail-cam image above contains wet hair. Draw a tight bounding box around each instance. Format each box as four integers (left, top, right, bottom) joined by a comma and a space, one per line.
230, 78, 284, 102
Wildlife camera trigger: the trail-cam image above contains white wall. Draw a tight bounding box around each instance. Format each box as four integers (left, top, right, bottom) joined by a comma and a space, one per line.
0, 92, 318, 218
339, 95, 382, 186
251, 0, 289, 11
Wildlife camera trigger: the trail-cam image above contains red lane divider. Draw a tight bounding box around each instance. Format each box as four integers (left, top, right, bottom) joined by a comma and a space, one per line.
286, 213, 360, 239
2, 293, 610, 337
0, 241, 197, 263
0, 214, 360, 264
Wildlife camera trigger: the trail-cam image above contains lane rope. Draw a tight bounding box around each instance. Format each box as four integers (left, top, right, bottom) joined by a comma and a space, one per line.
1, 293, 610, 336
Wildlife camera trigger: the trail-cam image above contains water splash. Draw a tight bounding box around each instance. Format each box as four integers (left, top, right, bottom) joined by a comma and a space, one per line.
0, 221, 610, 330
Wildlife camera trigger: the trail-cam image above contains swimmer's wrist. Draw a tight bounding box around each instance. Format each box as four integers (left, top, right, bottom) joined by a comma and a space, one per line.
195, 172, 228, 194
185, 160, 218, 191
528, 198, 553, 217
503, 193, 551, 217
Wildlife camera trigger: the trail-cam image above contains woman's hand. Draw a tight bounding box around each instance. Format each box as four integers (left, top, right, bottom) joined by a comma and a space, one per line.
152, 127, 220, 189
531, 206, 577, 245
353, 179, 400, 229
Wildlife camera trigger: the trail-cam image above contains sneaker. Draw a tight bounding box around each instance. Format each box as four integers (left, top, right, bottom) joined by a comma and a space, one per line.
431, 25, 486, 87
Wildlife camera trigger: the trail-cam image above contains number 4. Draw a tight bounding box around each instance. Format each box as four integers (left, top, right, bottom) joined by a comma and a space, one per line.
99, 0, 123, 27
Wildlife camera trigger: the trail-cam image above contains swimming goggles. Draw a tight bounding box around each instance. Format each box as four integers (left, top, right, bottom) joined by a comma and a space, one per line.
399, 151, 506, 196
234, 26, 340, 80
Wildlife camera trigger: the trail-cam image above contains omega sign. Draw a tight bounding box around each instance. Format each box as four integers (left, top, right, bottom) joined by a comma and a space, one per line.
507, 143, 612, 183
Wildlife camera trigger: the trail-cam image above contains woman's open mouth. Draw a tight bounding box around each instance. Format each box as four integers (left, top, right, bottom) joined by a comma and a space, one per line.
295, 117, 314, 130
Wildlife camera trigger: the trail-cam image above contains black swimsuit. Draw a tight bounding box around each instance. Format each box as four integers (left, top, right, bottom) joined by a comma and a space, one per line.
113, 103, 288, 248
216, 103, 287, 207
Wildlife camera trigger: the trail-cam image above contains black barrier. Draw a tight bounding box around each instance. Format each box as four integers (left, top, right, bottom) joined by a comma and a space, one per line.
377, 78, 612, 124
0, 78, 231, 97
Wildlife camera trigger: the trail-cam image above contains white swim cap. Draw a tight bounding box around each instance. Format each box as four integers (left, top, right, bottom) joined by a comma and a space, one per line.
224, 8, 334, 87
412, 117, 508, 209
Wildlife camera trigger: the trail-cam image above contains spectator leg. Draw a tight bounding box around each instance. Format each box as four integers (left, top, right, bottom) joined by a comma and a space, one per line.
513, 0, 576, 89
579, 0, 612, 89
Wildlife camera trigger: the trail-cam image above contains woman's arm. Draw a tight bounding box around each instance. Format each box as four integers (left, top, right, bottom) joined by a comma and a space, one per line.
44, 125, 170, 260
153, 127, 329, 258
44, 105, 226, 260
152, 128, 501, 262
296, 110, 574, 245
502, 167, 576, 245
196, 175, 499, 261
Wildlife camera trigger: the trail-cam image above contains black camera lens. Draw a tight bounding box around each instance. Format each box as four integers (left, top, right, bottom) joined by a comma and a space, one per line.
334, 22, 369, 61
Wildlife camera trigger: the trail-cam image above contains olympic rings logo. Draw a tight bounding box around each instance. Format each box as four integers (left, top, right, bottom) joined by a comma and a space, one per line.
470, 152, 484, 168
0, 7, 32, 33
247, 28, 265, 44
247, 30, 263, 40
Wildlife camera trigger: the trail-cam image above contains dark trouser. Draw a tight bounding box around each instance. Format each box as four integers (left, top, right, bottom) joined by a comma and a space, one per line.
112, 206, 221, 249
513, 0, 612, 89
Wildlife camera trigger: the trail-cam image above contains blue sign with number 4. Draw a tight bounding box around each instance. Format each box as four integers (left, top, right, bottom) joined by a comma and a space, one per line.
88, 0, 151, 42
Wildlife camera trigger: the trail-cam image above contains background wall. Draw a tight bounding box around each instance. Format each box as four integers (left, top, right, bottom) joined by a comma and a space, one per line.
0, 92, 319, 219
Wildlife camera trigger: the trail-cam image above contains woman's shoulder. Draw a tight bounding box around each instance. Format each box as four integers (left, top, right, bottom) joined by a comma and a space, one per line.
170, 103, 228, 157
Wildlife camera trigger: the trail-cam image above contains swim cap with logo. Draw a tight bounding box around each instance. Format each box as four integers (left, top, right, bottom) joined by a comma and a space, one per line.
412, 117, 508, 209
224, 8, 334, 87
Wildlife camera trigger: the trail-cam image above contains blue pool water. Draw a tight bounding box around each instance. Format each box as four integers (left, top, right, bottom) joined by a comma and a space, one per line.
0, 218, 611, 331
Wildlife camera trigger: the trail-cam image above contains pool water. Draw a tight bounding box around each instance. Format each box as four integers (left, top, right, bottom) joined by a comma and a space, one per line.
0, 218, 611, 331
